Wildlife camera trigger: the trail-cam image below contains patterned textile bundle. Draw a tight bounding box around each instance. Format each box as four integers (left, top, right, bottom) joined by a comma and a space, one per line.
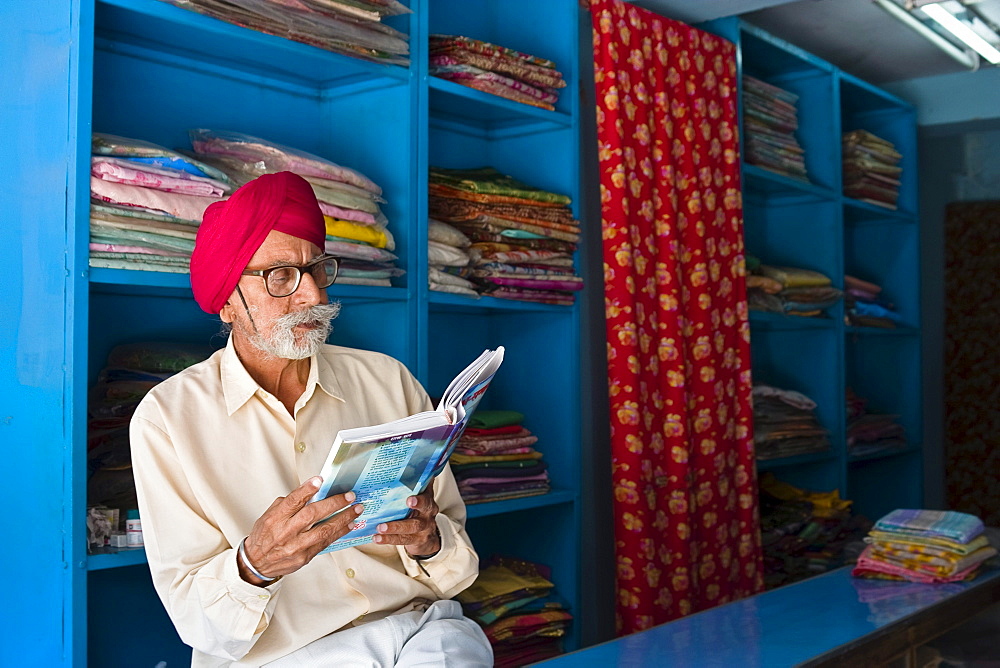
429, 166, 582, 305
743, 75, 807, 181
89, 133, 234, 274
449, 410, 551, 504
456, 556, 572, 667
188, 129, 402, 286
758, 472, 867, 589
846, 388, 906, 458
745, 255, 843, 318
87, 342, 212, 543
853, 509, 997, 583
842, 129, 902, 210
429, 35, 565, 110
752, 384, 830, 460
844, 274, 903, 328
158, 0, 412, 65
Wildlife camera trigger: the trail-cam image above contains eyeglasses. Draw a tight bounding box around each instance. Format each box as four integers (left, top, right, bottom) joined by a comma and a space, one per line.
241, 255, 339, 298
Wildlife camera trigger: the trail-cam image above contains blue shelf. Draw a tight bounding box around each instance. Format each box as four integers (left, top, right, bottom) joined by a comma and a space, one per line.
465, 489, 576, 519
743, 164, 836, 204
749, 310, 836, 330
428, 77, 573, 138
429, 291, 576, 313
88, 267, 408, 302
96, 0, 409, 92
756, 451, 836, 471
845, 325, 919, 337
87, 547, 148, 571
848, 443, 920, 464
843, 197, 914, 224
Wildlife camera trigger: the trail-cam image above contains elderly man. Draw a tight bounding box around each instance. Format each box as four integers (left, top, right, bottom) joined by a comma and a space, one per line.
130, 171, 492, 667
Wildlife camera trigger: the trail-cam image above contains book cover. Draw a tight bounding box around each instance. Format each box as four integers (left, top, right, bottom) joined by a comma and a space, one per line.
309, 347, 505, 552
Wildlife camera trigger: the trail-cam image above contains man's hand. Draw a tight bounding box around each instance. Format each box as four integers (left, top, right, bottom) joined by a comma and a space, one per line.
373, 478, 441, 557
239, 476, 363, 585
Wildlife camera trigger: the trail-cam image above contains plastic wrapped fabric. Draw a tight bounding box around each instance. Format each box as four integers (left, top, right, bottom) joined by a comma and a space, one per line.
190, 129, 382, 194
92, 156, 231, 197
92, 132, 232, 183
429, 219, 471, 248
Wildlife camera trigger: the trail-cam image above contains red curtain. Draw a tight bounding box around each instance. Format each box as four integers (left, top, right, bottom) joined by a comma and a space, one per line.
590, 0, 764, 635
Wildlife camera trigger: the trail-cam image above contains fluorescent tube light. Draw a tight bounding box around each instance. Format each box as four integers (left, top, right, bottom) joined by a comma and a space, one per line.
872, 0, 976, 68
921, 2, 1000, 64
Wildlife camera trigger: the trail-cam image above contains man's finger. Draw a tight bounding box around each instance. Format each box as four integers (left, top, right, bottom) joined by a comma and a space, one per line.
277, 476, 326, 518
302, 492, 360, 527
375, 518, 428, 537
307, 503, 366, 549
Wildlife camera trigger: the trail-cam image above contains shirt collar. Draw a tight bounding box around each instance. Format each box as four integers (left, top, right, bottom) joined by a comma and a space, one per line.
220, 337, 345, 416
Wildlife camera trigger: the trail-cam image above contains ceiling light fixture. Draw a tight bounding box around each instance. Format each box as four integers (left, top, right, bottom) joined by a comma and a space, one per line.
872, 0, 977, 68
920, 2, 1000, 64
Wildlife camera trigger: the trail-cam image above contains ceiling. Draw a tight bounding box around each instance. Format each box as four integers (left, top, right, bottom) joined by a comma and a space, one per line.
630, 0, 1000, 84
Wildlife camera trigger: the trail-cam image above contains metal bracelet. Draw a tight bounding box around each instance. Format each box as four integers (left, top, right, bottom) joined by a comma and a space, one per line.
239, 537, 276, 582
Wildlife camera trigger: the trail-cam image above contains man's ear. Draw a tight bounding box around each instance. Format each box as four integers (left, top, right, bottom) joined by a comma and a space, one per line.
219, 299, 234, 324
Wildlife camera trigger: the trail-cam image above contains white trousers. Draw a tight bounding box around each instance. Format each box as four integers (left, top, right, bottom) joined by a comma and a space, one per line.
264, 600, 493, 668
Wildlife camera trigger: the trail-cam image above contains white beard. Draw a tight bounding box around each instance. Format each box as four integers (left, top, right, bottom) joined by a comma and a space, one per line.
247, 302, 341, 360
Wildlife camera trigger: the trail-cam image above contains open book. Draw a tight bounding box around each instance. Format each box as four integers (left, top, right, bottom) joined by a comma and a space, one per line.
309, 346, 505, 552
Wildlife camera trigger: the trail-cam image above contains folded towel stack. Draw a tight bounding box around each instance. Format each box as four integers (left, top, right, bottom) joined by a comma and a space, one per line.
853, 509, 997, 583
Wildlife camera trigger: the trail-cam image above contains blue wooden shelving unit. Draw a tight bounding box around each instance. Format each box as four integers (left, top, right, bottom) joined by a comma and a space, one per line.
3, 0, 585, 664
704, 18, 923, 517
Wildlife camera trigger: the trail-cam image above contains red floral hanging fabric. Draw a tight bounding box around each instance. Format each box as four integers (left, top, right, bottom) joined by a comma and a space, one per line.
590, 0, 764, 635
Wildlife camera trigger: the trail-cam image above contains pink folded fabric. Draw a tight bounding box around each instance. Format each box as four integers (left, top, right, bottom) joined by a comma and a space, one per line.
483, 276, 583, 291
91, 177, 221, 221
318, 201, 378, 226
89, 242, 187, 256
92, 157, 229, 197
852, 546, 983, 583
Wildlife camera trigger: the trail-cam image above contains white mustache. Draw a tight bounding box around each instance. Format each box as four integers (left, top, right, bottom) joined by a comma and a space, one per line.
276, 303, 341, 329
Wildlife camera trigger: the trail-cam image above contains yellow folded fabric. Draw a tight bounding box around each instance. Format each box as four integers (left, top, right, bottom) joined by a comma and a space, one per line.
455, 565, 553, 604
759, 265, 831, 288
324, 216, 387, 248
866, 531, 990, 556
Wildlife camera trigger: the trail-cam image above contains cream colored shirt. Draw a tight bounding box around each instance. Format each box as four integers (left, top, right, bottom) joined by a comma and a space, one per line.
130, 339, 480, 667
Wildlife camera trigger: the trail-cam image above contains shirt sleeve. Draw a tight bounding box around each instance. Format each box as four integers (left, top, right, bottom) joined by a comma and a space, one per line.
130, 405, 280, 662
396, 463, 480, 598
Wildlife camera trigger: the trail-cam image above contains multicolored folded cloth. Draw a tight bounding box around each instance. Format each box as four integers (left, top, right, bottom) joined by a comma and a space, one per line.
874, 509, 985, 544
852, 546, 985, 583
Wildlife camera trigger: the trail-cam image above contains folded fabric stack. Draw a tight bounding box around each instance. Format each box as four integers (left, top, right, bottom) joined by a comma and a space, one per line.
759, 472, 869, 589
746, 257, 843, 318
456, 555, 572, 667
844, 274, 903, 328
159, 0, 411, 65
846, 388, 906, 458
89, 133, 234, 273
450, 410, 551, 504
752, 384, 831, 460
87, 342, 212, 515
188, 129, 402, 287
429, 35, 565, 110
853, 509, 997, 583
429, 167, 582, 305
743, 75, 807, 181
843, 129, 903, 209
427, 219, 479, 297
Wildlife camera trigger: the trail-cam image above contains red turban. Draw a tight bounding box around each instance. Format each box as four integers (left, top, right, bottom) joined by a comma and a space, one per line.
190, 171, 326, 313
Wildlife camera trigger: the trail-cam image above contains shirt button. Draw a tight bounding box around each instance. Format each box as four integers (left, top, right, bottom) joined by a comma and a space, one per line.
296, 442, 306, 453
258, 594, 269, 600
356, 613, 366, 622
345, 568, 355, 579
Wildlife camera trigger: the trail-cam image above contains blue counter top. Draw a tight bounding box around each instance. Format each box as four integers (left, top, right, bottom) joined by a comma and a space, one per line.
536, 566, 1000, 667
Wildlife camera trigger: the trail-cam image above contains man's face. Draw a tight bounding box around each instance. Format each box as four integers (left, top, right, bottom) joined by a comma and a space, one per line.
220, 229, 339, 360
